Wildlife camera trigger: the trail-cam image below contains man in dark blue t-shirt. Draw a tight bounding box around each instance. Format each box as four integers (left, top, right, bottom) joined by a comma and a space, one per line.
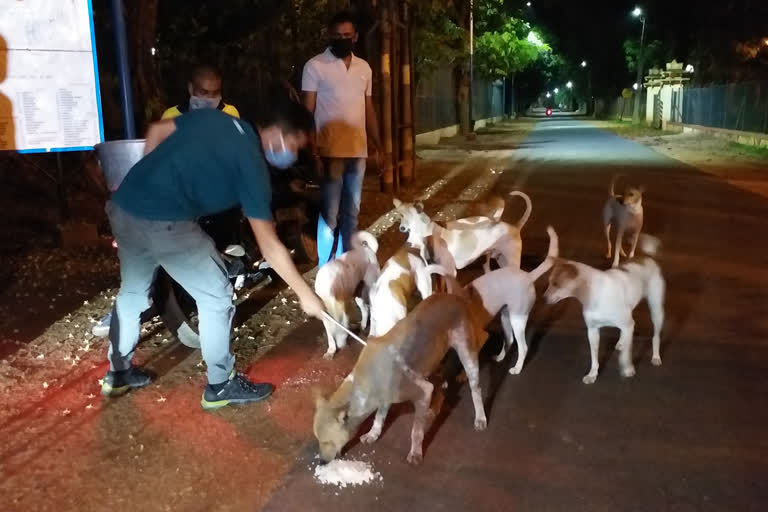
102, 104, 325, 411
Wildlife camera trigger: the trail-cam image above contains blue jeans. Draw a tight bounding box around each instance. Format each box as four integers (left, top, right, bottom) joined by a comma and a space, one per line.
317, 158, 366, 266
106, 201, 235, 384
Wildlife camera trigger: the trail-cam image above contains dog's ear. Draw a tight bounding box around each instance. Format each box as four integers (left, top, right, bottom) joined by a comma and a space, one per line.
415, 201, 424, 213
393, 198, 402, 208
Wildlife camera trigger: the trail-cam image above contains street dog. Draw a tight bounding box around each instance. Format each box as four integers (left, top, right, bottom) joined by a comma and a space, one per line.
465, 226, 558, 375
367, 246, 453, 337
314, 231, 380, 359
543, 235, 665, 384
393, 192, 532, 271
313, 293, 489, 465
445, 191, 531, 232
603, 174, 645, 268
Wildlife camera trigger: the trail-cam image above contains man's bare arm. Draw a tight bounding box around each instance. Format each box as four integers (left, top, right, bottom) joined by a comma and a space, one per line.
365, 96, 382, 152
143, 119, 176, 155
302, 90, 317, 114
248, 217, 325, 319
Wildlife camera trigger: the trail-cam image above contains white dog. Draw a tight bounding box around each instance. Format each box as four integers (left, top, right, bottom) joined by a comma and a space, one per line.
393, 192, 532, 271
367, 246, 452, 338
314, 231, 380, 359
543, 235, 665, 384
466, 226, 558, 375
603, 174, 645, 268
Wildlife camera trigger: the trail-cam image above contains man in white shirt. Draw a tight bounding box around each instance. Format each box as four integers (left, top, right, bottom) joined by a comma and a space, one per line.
302, 10, 381, 266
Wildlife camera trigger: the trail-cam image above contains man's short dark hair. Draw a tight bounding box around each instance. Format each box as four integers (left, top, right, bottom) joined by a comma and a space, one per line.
189, 63, 221, 83
329, 10, 358, 32
261, 96, 315, 135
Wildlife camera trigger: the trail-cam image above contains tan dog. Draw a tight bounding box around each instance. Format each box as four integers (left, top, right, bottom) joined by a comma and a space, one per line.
313, 293, 489, 465
603, 174, 645, 268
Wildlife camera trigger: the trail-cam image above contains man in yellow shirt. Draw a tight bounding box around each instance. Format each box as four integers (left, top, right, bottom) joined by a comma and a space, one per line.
161, 64, 240, 119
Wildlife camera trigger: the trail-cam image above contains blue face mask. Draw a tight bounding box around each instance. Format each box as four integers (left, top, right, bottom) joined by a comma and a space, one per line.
265, 133, 298, 169
189, 95, 221, 110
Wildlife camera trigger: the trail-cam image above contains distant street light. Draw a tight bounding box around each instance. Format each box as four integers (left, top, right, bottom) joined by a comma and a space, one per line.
566, 81, 573, 88
633, 83, 639, 90
581, 60, 587, 68
631, 6, 647, 124
546, 92, 551, 98
526, 2, 532, 6
685, 64, 694, 73
151, 47, 156, 56
554, 87, 559, 94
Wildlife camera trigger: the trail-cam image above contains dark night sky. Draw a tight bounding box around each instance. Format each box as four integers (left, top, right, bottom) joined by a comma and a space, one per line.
528, 0, 768, 91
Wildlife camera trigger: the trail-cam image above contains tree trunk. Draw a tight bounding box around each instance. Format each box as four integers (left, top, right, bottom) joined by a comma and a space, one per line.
379, 1, 394, 192
456, 66, 470, 135
399, 1, 414, 184
126, 0, 163, 127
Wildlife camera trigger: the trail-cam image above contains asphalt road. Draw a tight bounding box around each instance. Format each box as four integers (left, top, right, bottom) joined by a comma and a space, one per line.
263, 119, 768, 511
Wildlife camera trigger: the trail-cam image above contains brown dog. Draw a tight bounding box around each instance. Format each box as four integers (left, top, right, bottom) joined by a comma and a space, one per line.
313, 293, 488, 465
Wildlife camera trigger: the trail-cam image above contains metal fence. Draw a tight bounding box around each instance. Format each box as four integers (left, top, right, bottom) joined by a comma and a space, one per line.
414, 66, 505, 133
682, 81, 768, 134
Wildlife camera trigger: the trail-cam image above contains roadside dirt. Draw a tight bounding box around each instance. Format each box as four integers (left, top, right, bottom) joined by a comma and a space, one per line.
0, 121, 533, 511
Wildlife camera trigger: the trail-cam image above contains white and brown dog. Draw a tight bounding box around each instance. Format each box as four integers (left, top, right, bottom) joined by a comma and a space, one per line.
313, 292, 488, 465
465, 226, 558, 375
543, 235, 665, 384
367, 246, 453, 338
603, 174, 645, 268
393, 191, 532, 271
314, 231, 380, 359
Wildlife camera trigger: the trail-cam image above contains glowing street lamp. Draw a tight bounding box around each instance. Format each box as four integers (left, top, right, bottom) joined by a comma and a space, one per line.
545, 92, 551, 98
526, 2, 531, 6
554, 87, 559, 94
566, 81, 573, 89
581, 60, 587, 68
631, 7, 647, 123
632, 6, 643, 17
633, 83, 639, 90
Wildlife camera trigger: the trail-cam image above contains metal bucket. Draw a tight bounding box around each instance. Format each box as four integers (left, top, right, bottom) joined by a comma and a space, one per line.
94, 139, 146, 192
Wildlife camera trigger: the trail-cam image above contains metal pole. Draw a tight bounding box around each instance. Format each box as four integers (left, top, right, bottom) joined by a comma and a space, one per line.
111, 0, 135, 138
632, 15, 646, 124
468, 0, 474, 134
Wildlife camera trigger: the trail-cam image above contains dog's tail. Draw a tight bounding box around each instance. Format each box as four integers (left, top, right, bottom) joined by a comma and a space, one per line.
637, 234, 661, 257
508, 191, 532, 229
351, 230, 379, 254
609, 173, 626, 197
528, 226, 559, 282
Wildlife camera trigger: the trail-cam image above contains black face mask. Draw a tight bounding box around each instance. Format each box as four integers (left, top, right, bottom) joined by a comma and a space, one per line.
329, 38, 354, 58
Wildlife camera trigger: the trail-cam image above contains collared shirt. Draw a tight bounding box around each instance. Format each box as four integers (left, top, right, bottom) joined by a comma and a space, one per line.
302, 48, 372, 158
112, 109, 271, 222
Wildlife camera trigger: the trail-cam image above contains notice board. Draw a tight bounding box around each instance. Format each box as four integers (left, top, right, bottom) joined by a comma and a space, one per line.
0, 0, 104, 152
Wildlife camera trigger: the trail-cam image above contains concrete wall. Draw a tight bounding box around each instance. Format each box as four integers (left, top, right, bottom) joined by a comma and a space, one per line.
415, 115, 505, 145
667, 122, 768, 149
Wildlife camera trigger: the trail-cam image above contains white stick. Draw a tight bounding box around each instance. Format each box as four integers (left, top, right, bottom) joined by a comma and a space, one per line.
321, 311, 367, 346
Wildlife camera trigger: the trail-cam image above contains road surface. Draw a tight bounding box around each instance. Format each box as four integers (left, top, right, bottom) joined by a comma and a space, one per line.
264, 119, 768, 511
2, 119, 767, 512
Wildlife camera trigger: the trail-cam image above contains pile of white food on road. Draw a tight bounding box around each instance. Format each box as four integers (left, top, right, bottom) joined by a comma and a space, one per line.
313, 459, 381, 488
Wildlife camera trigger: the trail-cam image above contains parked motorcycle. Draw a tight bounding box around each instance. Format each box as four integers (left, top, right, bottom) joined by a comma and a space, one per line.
94, 139, 319, 348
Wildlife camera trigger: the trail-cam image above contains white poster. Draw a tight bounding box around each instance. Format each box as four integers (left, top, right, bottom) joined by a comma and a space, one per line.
0, 0, 104, 152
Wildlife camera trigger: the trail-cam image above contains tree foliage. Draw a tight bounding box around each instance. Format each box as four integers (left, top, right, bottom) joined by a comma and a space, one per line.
623, 38, 668, 73
474, 18, 549, 80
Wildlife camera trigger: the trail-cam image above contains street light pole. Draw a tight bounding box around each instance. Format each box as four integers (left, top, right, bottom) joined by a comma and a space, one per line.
632, 8, 646, 124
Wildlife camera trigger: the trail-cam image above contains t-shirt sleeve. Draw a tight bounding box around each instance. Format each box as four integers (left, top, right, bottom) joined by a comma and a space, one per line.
236, 136, 273, 221
365, 65, 373, 97
302, 60, 319, 92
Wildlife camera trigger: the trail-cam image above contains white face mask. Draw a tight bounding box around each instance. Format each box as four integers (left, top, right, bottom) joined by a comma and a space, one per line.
189, 95, 221, 110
